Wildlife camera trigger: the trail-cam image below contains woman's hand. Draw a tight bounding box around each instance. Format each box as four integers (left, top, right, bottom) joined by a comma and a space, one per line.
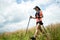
30, 16, 33, 18
30, 16, 36, 19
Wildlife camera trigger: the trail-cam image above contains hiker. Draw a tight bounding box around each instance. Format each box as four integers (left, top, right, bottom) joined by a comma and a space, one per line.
30, 6, 45, 40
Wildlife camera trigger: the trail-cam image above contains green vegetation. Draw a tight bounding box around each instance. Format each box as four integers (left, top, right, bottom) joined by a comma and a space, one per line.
0, 23, 60, 40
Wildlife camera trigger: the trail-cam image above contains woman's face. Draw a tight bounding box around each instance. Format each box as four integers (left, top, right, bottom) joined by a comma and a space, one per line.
35, 8, 39, 12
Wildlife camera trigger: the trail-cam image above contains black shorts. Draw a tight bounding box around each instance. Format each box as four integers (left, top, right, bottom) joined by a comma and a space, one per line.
36, 21, 43, 25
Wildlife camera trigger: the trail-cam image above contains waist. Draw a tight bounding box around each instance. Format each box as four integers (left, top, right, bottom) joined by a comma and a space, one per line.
36, 18, 42, 22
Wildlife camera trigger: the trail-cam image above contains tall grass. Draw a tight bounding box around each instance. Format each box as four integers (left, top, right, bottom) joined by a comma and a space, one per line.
47, 23, 60, 40
0, 23, 60, 40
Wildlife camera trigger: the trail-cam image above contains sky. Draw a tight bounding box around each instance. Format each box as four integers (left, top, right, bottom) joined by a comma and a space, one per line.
0, 0, 60, 33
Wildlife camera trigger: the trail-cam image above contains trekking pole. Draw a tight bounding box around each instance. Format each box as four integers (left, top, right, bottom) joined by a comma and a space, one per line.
25, 17, 31, 36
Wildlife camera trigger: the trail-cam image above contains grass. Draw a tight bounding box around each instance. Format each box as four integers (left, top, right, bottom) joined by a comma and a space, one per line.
0, 23, 60, 40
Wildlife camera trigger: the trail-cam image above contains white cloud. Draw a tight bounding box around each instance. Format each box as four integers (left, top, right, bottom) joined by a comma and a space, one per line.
2, 0, 52, 22
43, 3, 60, 26
0, 0, 15, 11
0, 19, 35, 32
0, 15, 6, 23
0, 0, 60, 33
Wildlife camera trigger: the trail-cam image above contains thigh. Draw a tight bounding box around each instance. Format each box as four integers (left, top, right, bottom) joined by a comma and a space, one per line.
36, 23, 40, 29
37, 24, 43, 32
36, 24, 41, 30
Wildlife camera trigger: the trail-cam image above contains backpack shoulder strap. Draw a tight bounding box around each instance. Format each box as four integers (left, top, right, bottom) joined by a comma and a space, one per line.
40, 11, 43, 17
35, 12, 40, 18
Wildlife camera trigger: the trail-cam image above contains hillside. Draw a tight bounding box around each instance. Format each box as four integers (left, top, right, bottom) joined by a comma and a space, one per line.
0, 23, 60, 40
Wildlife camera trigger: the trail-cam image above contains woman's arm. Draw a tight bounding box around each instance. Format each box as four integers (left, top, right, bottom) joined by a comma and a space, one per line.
30, 16, 36, 19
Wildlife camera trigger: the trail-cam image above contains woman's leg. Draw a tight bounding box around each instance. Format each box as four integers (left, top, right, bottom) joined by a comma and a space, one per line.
30, 24, 39, 40
34, 24, 45, 38
34, 24, 40, 38
39, 25, 46, 34
40, 25, 50, 40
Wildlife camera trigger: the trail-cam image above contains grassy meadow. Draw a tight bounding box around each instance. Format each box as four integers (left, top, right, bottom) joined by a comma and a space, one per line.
0, 23, 60, 40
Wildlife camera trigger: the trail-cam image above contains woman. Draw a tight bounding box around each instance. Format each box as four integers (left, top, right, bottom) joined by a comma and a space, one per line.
30, 6, 45, 40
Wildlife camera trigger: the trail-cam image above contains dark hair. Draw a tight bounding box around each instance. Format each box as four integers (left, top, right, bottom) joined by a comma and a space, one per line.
34, 6, 41, 10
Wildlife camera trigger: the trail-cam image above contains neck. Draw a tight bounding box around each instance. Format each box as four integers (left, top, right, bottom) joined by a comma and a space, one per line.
36, 10, 40, 13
